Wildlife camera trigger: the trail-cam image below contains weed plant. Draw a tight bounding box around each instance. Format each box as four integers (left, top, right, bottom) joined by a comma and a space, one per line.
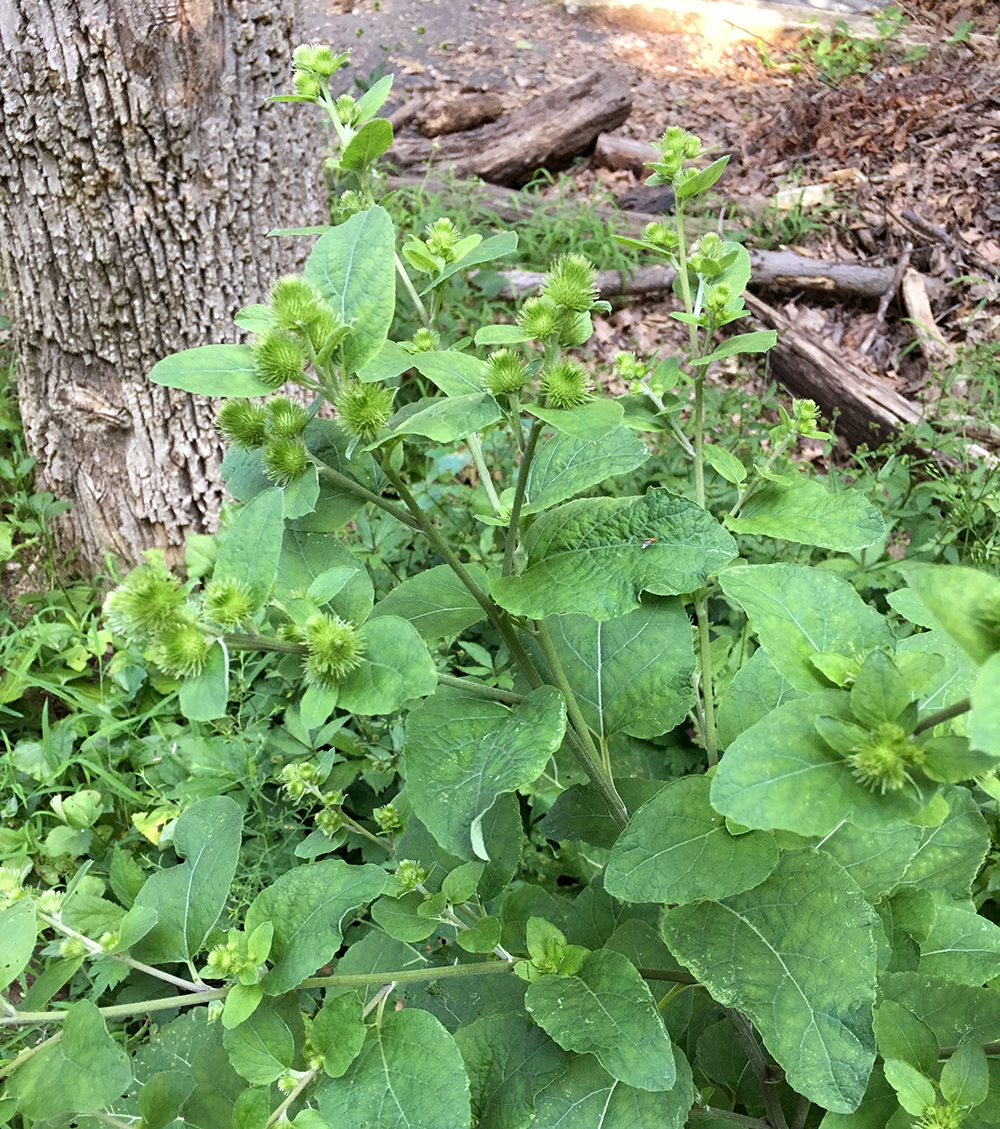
1, 47, 1000, 1129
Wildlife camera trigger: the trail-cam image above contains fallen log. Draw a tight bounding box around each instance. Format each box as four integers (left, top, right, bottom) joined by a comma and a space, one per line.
388, 70, 632, 187
412, 92, 505, 138
741, 293, 922, 449
485, 253, 899, 302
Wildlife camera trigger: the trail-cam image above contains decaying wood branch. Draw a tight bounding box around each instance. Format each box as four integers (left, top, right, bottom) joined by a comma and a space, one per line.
388, 70, 632, 187
486, 253, 900, 302
742, 293, 922, 448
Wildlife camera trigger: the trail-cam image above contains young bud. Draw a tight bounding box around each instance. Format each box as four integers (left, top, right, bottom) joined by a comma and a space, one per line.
306, 308, 351, 357
517, 295, 559, 340
151, 618, 212, 678
484, 349, 528, 396
293, 71, 322, 99
335, 381, 395, 441
334, 93, 359, 125
203, 577, 256, 629
265, 395, 311, 439
540, 359, 592, 410
262, 436, 309, 485
293, 44, 324, 72
99, 931, 120, 952
614, 351, 647, 382
316, 806, 344, 836
403, 327, 440, 354
104, 559, 186, 642
396, 859, 429, 892
643, 221, 679, 252
424, 217, 461, 263
542, 253, 599, 313
303, 612, 365, 687
207, 939, 246, 979
373, 803, 403, 834
34, 889, 65, 916
59, 938, 89, 959
253, 330, 306, 388
216, 400, 268, 448
0, 865, 28, 910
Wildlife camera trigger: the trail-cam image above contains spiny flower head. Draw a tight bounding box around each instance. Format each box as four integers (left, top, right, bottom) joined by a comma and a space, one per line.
269, 276, 328, 334
262, 436, 309, 485
265, 395, 311, 439
293, 70, 321, 99
0, 865, 28, 911
517, 295, 559, 340
316, 806, 344, 837
335, 381, 395, 441
541, 359, 593, 410
253, 330, 306, 388
484, 349, 529, 396
216, 400, 268, 448
614, 351, 647, 383
396, 859, 428, 892
688, 232, 738, 280
915, 1104, 964, 1129
647, 126, 705, 182
104, 558, 186, 643
374, 803, 403, 834
203, 577, 256, 629
847, 722, 925, 794
306, 307, 351, 357
334, 93, 360, 126
303, 612, 365, 687
151, 618, 212, 678
542, 254, 600, 313
642, 221, 679, 252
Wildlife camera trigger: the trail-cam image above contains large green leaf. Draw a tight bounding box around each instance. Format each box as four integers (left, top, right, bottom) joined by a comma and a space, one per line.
391, 391, 501, 442
897, 784, 990, 903
335, 616, 438, 716
880, 972, 1000, 1046
411, 350, 486, 396
137, 1070, 197, 1129
525, 949, 676, 1091
420, 231, 519, 295
149, 344, 273, 397
716, 648, 807, 750
605, 775, 778, 905
901, 564, 1000, 665
293, 418, 379, 532
340, 118, 394, 170
130, 1009, 245, 1129
0, 898, 36, 993
817, 1065, 903, 1129
317, 1008, 471, 1129
523, 427, 649, 515
719, 564, 893, 692
223, 998, 296, 1084
525, 400, 625, 440
179, 639, 230, 722
246, 859, 386, 995
539, 779, 669, 849
662, 849, 878, 1113
455, 1013, 567, 1129
970, 652, 1000, 753
303, 205, 395, 373
368, 563, 489, 640
6, 1000, 131, 1120
213, 487, 284, 609
491, 488, 737, 621
275, 531, 373, 625
898, 631, 978, 716
132, 796, 243, 963
819, 820, 922, 902
727, 478, 885, 551
919, 904, 1000, 985
221, 446, 320, 521
543, 596, 694, 739
404, 686, 567, 859
532, 1049, 695, 1129
711, 692, 929, 836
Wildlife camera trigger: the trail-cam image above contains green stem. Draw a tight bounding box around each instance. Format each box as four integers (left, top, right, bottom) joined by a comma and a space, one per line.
536, 621, 628, 828
0, 1031, 63, 1079
339, 812, 395, 854
265, 1068, 318, 1129
380, 456, 545, 690
502, 417, 544, 577
225, 633, 306, 655
467, 432, 502, 514
912, 697, 972, 737
311, 459, 421, 531
300, 962, 515, 990
437, 673, 524, 705
1, 988, 229, 1027
394, 252, 431, 328
693, 372, 707, 510
695, 592, 719, 767
637, 967, 698, 984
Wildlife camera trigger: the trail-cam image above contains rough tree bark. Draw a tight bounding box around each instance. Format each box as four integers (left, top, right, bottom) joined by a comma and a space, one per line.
0, 0, 326, 571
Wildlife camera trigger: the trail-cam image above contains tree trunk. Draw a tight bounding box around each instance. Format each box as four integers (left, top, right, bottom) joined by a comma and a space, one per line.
0, 0, 326, 572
